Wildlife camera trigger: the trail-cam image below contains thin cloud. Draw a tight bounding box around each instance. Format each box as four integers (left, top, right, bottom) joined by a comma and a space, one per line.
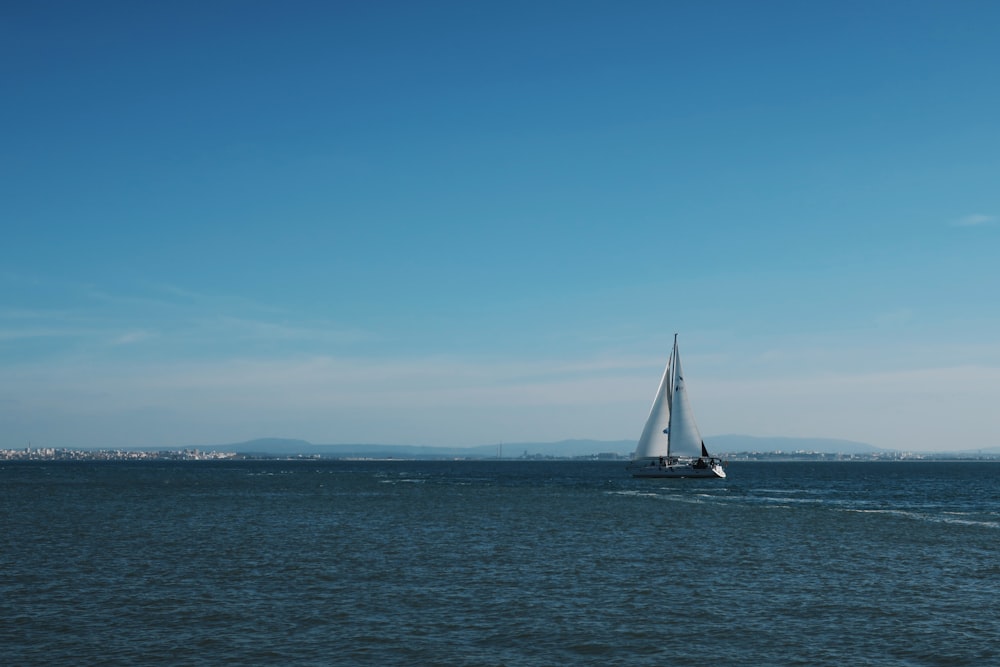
1, 277, 374, 356
148, 282, 289, 315
0, 356, 655, 446
951, 213, 995, 227
702, 364, 1000, 451
0, 326, 94, 342
112, 330, 156, 345
205, 316, 375, 345
874, 308, 914, 328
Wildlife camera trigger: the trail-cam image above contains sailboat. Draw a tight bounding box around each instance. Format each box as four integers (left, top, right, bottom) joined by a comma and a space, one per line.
626, 334, 726, 479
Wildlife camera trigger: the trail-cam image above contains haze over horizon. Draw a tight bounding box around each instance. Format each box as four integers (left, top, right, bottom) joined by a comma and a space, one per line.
3, 2, 999, 453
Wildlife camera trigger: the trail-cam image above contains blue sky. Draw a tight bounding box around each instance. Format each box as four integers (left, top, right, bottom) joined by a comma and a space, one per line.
3, 1, 999, 451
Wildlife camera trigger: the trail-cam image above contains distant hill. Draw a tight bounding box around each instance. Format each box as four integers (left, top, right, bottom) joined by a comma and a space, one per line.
705, 435, 885, 455
196, 435, 883, 458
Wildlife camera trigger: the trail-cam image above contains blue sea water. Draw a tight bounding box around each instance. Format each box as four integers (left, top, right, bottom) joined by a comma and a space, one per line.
2, 460, 998, 666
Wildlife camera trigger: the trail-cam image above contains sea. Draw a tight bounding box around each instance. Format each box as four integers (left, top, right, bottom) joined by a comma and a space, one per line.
2, 460, 998, 666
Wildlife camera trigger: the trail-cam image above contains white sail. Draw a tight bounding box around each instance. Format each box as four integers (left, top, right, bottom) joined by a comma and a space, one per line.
663, 351, 704, 458
633, 355, 672, 459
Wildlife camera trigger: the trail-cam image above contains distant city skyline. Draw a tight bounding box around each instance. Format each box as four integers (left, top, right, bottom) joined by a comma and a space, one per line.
3, 2, 999, 452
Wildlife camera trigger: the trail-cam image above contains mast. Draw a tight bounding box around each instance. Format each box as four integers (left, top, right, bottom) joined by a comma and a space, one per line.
665, 333, 678, 456
667, 333, 678, 412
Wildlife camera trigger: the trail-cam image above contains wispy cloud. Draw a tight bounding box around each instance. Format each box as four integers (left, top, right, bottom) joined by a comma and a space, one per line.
207, 316, 373, 345
951, 213, 996, 227
702, 364, 1000, 451
874, 308, 914, 328
0, 326, 94, 342
112, 330, 157, 345
0, 352, 658, 447
0, 277, 374, 358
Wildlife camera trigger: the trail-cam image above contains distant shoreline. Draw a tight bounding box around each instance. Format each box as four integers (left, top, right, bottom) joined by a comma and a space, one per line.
3, 448, 998, 463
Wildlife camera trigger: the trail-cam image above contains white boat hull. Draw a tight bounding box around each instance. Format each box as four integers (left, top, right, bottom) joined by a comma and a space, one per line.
628, 458, 726, 479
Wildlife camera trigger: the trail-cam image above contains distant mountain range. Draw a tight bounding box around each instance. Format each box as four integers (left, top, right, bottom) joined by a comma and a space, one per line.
180, 435, 894, 458
707, 434, 885, 455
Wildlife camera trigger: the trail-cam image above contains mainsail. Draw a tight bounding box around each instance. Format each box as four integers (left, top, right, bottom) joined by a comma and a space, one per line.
664, 349, 705, 458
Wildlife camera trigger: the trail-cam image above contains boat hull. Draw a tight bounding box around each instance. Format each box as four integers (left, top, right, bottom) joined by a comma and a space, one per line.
627, 458, 726, 479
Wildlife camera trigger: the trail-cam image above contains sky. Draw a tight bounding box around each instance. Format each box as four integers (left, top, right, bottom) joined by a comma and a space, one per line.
2, 1, 999, 452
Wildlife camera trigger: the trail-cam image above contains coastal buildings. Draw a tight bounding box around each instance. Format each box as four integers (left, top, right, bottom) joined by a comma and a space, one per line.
0, 447, 237, 461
